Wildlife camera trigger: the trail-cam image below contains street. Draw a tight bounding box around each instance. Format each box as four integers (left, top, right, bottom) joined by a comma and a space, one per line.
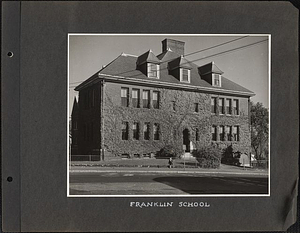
69, 169, 268, 195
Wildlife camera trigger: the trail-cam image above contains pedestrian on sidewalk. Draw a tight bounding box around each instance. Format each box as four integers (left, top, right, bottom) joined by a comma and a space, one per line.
168, 157, 173, 168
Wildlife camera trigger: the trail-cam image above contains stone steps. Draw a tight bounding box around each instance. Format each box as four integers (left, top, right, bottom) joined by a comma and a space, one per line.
180, 152, 194, 159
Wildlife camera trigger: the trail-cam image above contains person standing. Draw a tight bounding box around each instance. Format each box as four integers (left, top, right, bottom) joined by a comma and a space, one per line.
168, 157, 173, 168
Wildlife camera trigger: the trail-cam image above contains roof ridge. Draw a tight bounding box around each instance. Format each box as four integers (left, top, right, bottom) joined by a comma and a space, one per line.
121, 52, 138, 57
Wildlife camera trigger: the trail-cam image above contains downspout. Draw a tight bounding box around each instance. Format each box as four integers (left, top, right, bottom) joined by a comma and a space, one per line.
248, 97, 251, 166
100, 79, 105, 161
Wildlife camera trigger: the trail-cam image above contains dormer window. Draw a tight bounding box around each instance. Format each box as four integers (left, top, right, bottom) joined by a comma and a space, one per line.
168, 56, 192, 83
147, 63, 159, 78
212, 74, 221, 87
181, 68, 190, 83
198, 62, 224, 87
136, 50, 160, 79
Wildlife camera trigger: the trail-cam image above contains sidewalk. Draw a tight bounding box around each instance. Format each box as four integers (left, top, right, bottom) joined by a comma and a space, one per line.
70, 163, 269, 177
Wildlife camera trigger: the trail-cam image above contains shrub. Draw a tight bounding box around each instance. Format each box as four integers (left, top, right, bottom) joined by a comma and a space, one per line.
156, 145, 184, 158
221, 145, 241, 166
192, 146, 222, 168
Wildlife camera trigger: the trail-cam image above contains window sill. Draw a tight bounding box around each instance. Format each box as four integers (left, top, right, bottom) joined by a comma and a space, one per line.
217, 141, 239, 143
180, 81, 190, 83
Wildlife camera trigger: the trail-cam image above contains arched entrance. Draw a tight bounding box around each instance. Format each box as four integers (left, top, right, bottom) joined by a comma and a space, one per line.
183, 129, 190, 152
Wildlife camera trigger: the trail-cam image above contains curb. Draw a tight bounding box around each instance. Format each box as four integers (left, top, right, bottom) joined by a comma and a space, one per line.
69, 169, 268, 176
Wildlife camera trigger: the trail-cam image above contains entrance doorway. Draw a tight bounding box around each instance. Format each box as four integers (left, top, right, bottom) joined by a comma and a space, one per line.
183, 129, 190, 152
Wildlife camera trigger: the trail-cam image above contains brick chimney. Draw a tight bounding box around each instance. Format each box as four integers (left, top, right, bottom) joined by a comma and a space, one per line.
162, 38, 185, 56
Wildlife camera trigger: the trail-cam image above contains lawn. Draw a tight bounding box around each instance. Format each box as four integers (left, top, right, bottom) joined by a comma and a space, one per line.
71, 157, 199, 168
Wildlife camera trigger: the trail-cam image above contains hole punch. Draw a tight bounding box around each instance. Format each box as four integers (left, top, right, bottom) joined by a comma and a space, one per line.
7, 177, 13, 182
7, 51, 13, 57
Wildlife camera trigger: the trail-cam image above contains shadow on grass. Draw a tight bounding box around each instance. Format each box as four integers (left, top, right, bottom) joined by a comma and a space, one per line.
153, 176, 268, 194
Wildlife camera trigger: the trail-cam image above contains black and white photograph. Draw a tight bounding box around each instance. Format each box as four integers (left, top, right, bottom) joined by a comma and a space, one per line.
3, 1, 299, 232
68, 34, 270, 197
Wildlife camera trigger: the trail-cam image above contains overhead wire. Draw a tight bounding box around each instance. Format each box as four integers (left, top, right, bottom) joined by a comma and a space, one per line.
69, 37, 268, 89
69, 36, 249, 85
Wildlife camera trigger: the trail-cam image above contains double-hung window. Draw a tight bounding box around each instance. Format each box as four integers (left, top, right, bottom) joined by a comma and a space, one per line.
132, 89, 140, 108
122, 121, 129, 140
219, 126, 225, 141
226, 99, 232, 115
219, 98, 225, 114
133, 122, 139, 140
121, 88, 129, 107
194, 103, 199, 112
196, 128, 199, 141
181, 68, 190, 82
213, 74, 221, 87
143, 90, 150, 108
226, 126, 232, 141
233, 126, 239, 141
211, 97, 217, 114
233, 99, 239, 115
147, 63, 159, 78
172, 101, 176, 111
212, 126, 217, 141
153, 123, 160, 140
143, 122, 150, 140
152, 91, 159, 109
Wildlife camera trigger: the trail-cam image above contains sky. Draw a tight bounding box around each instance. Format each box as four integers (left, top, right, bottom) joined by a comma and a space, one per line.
69, 34, 269, 116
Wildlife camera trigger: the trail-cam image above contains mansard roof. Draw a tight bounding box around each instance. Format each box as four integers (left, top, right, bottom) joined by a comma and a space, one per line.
75, 50, 254, 97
